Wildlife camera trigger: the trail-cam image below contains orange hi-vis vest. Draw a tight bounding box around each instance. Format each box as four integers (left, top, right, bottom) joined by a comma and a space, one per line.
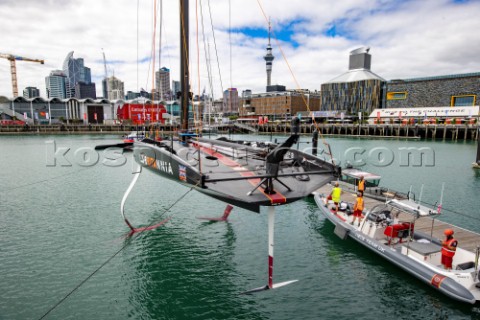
358, 179, 365, 192
354, 197, 364, 211
441, 238, 457, 257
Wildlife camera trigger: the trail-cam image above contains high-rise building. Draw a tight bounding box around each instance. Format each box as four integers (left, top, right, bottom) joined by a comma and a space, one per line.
62, 51, 92, 98
155, 67, 171, 101
263, 21, 274, 89
222, 88, 239, 114
102, 76, 125, 100
75, 82, 96, 99
45, 70, 67, 99
23, 87, 40, 98
172, 80, 181, 98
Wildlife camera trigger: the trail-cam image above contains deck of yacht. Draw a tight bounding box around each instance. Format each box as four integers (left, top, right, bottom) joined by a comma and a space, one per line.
315, 184, 480, 252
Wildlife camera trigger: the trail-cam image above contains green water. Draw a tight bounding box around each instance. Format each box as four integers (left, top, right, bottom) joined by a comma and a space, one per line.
0, 134, 479, 319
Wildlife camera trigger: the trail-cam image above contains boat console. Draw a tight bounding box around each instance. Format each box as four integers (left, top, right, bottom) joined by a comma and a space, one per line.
366, 210, 391, 223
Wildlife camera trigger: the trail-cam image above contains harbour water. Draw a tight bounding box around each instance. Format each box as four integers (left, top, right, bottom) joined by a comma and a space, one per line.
1, 134, 480, 319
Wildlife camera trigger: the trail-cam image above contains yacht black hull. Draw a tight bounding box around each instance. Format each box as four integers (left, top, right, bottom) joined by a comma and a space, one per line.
133, 136, 337, 212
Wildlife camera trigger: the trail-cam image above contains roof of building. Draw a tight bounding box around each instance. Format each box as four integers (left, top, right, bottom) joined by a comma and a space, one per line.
325, 68, 385, 84
388, 72, 480, 83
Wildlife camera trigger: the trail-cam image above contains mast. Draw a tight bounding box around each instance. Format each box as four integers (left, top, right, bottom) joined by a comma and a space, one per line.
180, 0, 189, 131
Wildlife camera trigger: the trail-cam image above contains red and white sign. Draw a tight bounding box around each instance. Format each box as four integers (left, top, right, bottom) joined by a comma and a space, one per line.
116, 103, 166, 124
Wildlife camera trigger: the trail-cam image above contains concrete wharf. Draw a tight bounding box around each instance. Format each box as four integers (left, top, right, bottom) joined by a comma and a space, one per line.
315, 184, 480, 252
251, 123, 479, 141
0, 122, 478, 141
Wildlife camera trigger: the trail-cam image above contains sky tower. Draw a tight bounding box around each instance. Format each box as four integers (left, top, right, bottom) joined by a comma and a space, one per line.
263, 20, 274, 88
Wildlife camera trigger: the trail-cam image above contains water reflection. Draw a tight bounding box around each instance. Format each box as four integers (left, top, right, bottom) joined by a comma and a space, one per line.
122, 210, 266, 319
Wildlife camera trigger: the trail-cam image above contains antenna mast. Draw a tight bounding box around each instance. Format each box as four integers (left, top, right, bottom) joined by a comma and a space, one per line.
263, 18, 275, 88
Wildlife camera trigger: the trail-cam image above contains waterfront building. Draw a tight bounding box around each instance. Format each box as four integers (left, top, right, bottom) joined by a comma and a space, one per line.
321, 47, 385, 116
45, 70, 67, 99
116, 100, 167, 124
368, 105, 479, 124
125, 89, 151, 100
386, 73, 480, 108
155, 67, 172, 101
0, 96, 113, 125
125, 91, 140, 100
239, 89, 320, 119
23, 87, 40, 99
62, 51, 93, 98
102, 76, 125, 100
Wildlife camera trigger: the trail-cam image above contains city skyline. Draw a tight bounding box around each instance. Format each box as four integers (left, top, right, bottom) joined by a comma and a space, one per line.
1, 0, 480, 100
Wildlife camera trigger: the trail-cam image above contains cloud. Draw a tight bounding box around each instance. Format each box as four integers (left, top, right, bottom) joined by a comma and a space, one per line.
0, 0, 479, 100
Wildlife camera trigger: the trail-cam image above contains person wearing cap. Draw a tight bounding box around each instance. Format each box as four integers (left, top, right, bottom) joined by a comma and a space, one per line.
329, 182, 342, 214
358, 175, 365, 194
441, 229, 457, 270
351, 192, 364, 226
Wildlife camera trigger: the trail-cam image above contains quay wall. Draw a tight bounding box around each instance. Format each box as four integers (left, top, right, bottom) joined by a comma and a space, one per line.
242, 123, 479, 141
0, 123, 478, 141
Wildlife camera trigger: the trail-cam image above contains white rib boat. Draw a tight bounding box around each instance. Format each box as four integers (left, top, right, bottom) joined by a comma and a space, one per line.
314, 192, 480, 304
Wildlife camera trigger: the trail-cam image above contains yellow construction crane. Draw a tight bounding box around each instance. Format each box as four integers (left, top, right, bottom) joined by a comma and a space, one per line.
0, 53, 44, 97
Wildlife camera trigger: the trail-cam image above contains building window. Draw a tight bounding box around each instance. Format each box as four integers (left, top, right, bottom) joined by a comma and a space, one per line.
386, 92, 407, 100
451, 95, 475, 106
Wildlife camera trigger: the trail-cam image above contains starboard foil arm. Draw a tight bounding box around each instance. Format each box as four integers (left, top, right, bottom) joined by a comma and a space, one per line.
120, 161, 173, 233
120, 162, 142, 231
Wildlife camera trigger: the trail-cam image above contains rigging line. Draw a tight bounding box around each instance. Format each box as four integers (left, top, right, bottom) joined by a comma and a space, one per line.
0, 167, 92, 194
137, 0, 139, 92
158, 0, 162, 98
199, 0, 217, 118
194, 0, 201, 133
160, 7, 173, 82
37, 187, 194, 320
142, 10, 153, 93
151, 0, 157, 100
207, 0, 224, 94
206, 43, 215, 108
199, 0, 215, 103
229, 0, 232, 88
255, 0, 333, 163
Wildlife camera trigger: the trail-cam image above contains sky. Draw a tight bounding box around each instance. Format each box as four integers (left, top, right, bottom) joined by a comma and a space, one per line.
0, 0, 479, 100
